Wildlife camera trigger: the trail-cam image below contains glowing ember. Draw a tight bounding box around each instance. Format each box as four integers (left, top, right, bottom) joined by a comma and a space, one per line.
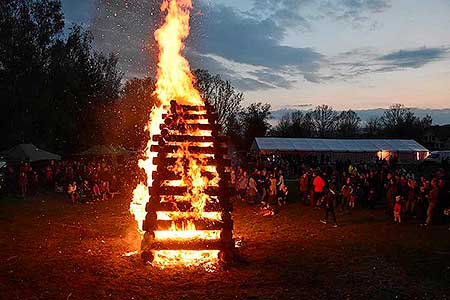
153, 250, 220, 269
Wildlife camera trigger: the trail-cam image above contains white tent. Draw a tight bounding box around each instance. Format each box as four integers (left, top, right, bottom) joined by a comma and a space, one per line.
252, 138, 429, 161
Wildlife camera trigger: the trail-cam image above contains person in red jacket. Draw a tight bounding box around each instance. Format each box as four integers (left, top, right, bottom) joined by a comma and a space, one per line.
312, 172, 326, 207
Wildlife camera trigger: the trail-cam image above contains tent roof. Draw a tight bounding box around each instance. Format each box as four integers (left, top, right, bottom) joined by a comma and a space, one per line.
252, 138, 429, 153
78, 145, 131, 156
0, 144, 61, 162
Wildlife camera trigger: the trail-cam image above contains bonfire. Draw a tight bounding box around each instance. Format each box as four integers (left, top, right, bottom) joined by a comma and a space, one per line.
129, 0, 234, 268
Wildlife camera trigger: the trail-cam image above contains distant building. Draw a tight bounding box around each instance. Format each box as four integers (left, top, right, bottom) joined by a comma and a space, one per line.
423, 124, 450, 150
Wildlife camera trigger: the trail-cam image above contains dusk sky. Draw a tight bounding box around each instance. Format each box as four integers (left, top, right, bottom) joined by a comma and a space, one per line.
61, 0, 450, 110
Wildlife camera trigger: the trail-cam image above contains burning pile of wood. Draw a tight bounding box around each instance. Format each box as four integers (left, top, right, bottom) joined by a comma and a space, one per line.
140, 100, 234, 267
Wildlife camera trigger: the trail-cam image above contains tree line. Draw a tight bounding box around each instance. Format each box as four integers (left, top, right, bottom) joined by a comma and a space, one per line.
0, 0, 433, 155
0, 0, 121, 153
270, 104, 432, 141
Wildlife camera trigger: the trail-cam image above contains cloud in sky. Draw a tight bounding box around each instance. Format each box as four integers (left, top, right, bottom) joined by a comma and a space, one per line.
65, 0, 450, 106
328, 47, 450, 81
188, 2, 324, 90
378, 47, 449, 69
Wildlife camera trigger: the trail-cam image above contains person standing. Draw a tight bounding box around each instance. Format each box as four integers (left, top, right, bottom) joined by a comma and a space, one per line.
423, 178, 439, 226
237, 170, 248, 202
269, 173, 277, 205
277, 170, 285, 188
247, 173, 258, 204
312, 171, 326, 207
393, 195, 402, 223
341, 177, 353, 211
386, 177, 398, 215
405, 179, 418, 217
18, 172, 28, 198
299, 173, 310, 205
320, 184, 338, 227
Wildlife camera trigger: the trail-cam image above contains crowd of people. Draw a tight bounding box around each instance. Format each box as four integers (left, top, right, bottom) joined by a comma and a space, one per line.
231, 156, 450, 227
2, 154, 450, 227
3, 159, 125, 204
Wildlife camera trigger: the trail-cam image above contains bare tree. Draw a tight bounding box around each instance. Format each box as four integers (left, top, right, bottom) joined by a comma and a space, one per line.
270, 111, 314, 137
364, 117, 382, 137
310, 105, 338, 137
240, 103, 271, 149
380, 104, 432, 138
193, 69, 243, 133
381, 104, 410, 128
337, 110, 361, 137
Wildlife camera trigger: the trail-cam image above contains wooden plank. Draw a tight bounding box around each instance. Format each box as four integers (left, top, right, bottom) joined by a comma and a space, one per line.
163, 105, 206, 111
152, 170, 222, 181
162, 114, 211, 120
160, 123, 216, 131
153, 157, 231, 166
150, 186, 220, 196
153, 135, 215, 143
147, 240, 222, 250
150, 145, 226, 154
155, 219, 224, 231
155, 201, 222, 212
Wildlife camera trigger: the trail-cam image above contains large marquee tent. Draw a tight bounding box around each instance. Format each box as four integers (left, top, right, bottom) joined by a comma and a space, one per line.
251, 138, 429, 162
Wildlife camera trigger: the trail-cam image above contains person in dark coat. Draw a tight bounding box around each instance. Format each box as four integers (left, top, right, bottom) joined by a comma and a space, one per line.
423, 178, 439, 226
320, 184, 339, 227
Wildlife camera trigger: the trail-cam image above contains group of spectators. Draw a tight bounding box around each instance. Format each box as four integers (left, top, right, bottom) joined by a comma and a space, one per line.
3, 159, 124, 204
232, 167, 288, 205
231, 156, 450, 227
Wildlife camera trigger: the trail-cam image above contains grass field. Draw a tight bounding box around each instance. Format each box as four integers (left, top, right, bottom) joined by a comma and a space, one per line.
1, 193, 449, 300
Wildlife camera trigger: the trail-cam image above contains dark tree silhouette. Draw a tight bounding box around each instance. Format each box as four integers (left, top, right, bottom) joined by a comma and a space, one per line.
380, 104, 432, 139
0, 0, 122, 152
364, 117, 382, 137
193, 69, 243, 134
239, 103, 271, 149
270, 111, 314, 137
310, 105, 338, 137
337, 110, 361, 137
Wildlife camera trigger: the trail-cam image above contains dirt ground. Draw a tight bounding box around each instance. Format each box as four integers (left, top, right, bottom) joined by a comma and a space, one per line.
1, 193, 449, 300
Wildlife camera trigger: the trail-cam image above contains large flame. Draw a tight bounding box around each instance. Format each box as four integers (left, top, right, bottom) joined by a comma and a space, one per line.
130, 0, 222, 268
154, 0, 202, 105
